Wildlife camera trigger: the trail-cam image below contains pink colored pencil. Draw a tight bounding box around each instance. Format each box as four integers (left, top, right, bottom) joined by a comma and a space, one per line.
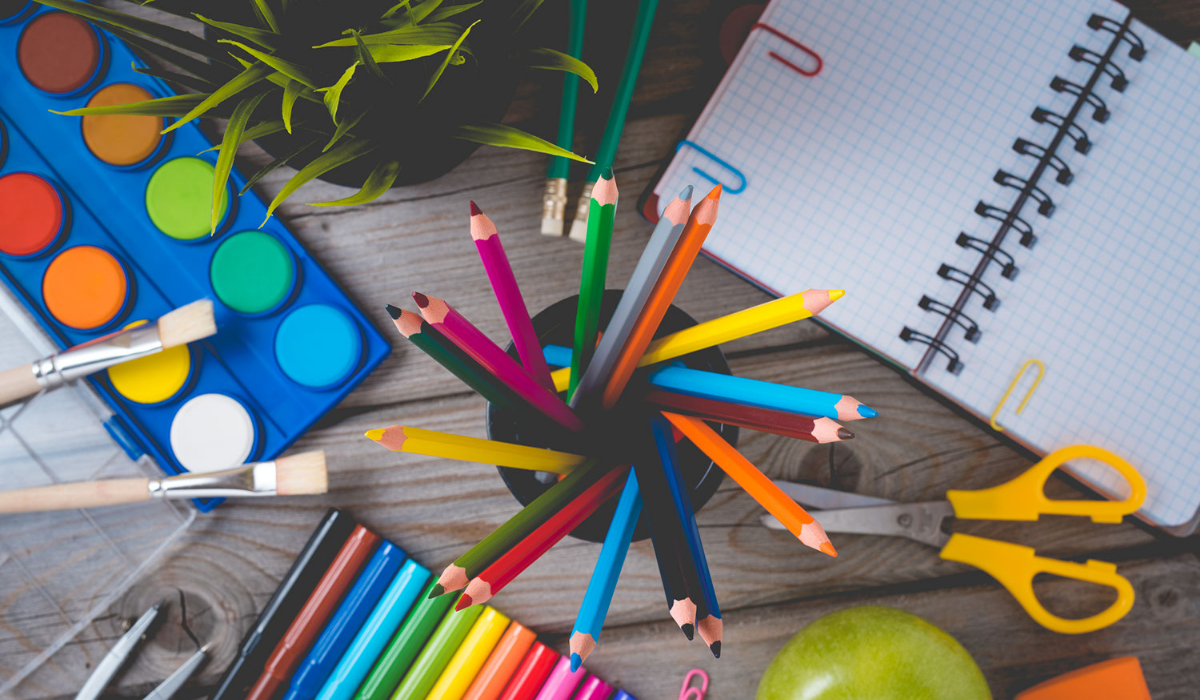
531, 656, 586, 700
572, 676, 614, 700
413, 292, 584, 433
470, 202, 555, 392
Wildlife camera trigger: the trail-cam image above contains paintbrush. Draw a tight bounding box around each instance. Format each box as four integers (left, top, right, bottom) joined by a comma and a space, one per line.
0, 450, 327, 513
0, 299, 216, 405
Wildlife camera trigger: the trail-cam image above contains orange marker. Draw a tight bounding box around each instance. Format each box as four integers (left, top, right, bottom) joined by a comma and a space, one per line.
461, 622, 538, 700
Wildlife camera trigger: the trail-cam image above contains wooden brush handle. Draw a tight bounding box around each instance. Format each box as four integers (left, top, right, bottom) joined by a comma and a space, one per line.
0, 364, 39, 406
0, 478, 152, 513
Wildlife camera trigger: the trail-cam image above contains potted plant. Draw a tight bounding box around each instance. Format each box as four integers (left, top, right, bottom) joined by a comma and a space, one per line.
41, 0, 596, 224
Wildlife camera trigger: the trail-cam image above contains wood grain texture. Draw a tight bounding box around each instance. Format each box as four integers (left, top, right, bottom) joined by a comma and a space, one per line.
4, 0, 1198, 697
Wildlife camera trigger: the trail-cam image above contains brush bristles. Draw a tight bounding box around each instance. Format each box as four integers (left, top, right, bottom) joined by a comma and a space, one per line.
275, 450, 328, 496
157, 299, 217, 349
541, 218, 564, 236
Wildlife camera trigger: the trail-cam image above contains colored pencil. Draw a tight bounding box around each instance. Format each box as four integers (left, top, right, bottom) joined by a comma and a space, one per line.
567, 0, 661, 242
532, 656, 587, 700
471, 202, 556, 391
462, 622, 537, 700
365, 425, 586, 475
647, 365, 876, 421
611, 691, 639, 700
497, 643, 558, 700
601, 185, 723, 408
387, 305, 527, 413
641, 289, 844, 365
569, 168, 618, 395
210, 509, 357, 700
663, 412, 836, 556
390, 601, 485, 700
351, 579, 457, 700
649, 416, 722, 658
458, 465, 629, 610
573, 676, 615, 700
570, 185, 693, 410
542, 344, 573, 369
414, 292, 584, 433
569, 470, 642, 671
430, 458, 605, 598
280, 542, 407, 700
246, 526, 380, 700
427, 607, 511, 700
315, 559, 430, 700
643, 391, 853, 444
542, 0, 588, 237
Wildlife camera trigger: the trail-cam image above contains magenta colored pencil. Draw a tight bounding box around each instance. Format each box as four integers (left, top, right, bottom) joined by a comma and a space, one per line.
531, 656, 586, 700
470, 201, 556, 392
572, 676, 614, 700
413, 292, 584, 433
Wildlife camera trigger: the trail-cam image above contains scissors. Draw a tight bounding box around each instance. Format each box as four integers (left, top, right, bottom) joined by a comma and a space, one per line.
75, 602, 209, 700
761, 445, 1146, 634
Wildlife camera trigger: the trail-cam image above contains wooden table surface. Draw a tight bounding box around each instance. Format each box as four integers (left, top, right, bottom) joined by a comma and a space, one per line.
7, 1, 1200, 698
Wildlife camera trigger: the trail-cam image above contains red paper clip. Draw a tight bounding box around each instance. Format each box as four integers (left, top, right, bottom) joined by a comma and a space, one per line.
679, 668, 709, 700
752, 23, 823, 76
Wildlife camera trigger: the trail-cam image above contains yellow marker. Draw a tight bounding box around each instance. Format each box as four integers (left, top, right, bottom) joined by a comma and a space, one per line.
425, 607, 510, 700
107, 321, 192, 403
365, 426, 586, 474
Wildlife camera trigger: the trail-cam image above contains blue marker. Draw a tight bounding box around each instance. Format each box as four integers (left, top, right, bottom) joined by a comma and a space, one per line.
281, 541, 407, 700
645, 364, 877, 421
314, 558, 430, 700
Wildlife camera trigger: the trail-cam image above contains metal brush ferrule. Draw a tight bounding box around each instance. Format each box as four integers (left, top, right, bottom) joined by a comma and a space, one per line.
147, 460, 277, 500
33, 324, 162, 388
542, 177, 568, 221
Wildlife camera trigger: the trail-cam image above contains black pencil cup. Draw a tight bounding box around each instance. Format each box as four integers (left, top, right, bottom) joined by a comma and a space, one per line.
486, 290, 738, 543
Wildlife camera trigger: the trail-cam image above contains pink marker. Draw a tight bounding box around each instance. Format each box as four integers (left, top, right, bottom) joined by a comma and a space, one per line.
572, 675, 614, 700
531, 656, 586, 700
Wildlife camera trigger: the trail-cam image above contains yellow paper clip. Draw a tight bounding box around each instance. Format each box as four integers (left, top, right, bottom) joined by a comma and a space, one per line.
990, 359, 1045, 431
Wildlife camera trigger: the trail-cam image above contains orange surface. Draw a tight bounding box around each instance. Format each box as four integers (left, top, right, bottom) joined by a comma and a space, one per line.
1016, 657, 1150, 700
461, 622, 538, 700
42, 246, 128, 329
82, 83, 163, 166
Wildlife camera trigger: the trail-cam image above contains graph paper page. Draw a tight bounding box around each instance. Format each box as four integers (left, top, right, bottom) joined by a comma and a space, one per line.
652, 0, 1122, 368
925, 20, 1200, 529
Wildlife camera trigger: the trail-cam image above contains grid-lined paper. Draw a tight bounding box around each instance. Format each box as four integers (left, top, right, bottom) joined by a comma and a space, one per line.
655, 0, 1200, 532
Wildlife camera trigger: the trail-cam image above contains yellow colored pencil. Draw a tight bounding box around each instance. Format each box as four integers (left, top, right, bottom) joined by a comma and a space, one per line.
365, 426, 586, 474
425, 607, 511, 700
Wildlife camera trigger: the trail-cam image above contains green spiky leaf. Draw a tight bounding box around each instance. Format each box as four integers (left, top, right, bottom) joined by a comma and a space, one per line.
220, 40, 321, 89
194, 14, 278, 50
403, 0, 443, 26
452, 123, 593, 162
310, 159, 400, 207
322, 105, 368, 151
240, 136, 321, 195
200, 118, 290, 152
263, 139, 377, 224
282, 79, 304, 132
352, 30, 387, 81
250, 0, 280, 32
381, 0, 412, 19
317, 23, 461, 47
510, 0, 546, 31
213, 92, 267, 232
422, 20, 478, 101
426, 1, 482, 22
369, 44, 452, 63
317, 62, 358, 123
52, 93, 207, 117
523, 47, 598, 92
162, 61, 273, 133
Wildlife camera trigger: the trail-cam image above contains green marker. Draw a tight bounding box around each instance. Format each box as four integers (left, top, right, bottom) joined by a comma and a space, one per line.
352, 580, 458, 700
387, 601, 483, 700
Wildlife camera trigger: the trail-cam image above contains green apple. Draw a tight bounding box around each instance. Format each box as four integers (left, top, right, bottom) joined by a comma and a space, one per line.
756, 606, 991, 700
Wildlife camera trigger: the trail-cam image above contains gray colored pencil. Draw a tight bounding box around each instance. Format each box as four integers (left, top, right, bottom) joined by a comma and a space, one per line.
569, 185, 694, 411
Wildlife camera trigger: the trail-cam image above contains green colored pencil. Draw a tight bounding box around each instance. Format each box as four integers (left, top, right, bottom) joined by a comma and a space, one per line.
429, 458, 606, 598
568, 169, 617, 397
387, 602, 483, 700
542, 0, 589, 236
567, 0, 659, 241
351, 579, 457, 700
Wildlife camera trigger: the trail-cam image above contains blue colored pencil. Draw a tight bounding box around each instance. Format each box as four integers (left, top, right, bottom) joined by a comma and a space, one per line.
648, 415, 723, 658
612, 692, 640, 700
314, 558, 431, 700
280, 542, 407, 700
645, 365, 877, 421
542, 343, 572, 368
568, 469, 643, 671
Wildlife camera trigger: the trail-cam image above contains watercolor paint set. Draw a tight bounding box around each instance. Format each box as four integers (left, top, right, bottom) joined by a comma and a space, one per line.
0, 3, 389, 511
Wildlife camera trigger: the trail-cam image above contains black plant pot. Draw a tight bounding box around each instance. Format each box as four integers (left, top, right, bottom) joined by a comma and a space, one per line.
487, 291, 739, 543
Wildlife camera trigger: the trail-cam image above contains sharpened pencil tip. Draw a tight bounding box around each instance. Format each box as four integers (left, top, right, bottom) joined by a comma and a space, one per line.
570, 654, 581, 672
469, 201, 482, 216
365, 429, 384, 441
820, 542, 838, 557
682, 624, 695, 640
385, 304, 402, 319
830, 289, 846, 301
412, 292, 429, 308
679, 185, 693, 200
428, 584, 445, 599
710, 641, 721, 658
837, 428, 855, 440
708, 184, 722, 198
455, 594, 472, 611
857, 405, 878, 418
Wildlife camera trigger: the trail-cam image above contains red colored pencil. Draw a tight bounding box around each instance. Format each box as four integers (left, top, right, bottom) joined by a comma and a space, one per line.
643, 390, 854, 443
470, 201, 555, 392
245, 526, 379, 700
457, 465, 629, 610
413, 292, 584, 433
497, 643, 558, 700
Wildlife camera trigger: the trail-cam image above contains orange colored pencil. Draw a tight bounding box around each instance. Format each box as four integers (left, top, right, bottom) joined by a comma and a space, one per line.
461, 622, 537, 700
457, 465, 629, 610
600, 185, 722, 409
661, 412, 836, 556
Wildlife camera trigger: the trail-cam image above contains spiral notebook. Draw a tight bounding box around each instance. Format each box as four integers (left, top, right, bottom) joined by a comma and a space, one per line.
646, 0, 1200, 534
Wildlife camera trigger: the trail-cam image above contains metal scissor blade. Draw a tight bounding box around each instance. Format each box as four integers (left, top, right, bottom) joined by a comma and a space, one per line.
143, 645, 208, 700
75, 603, 162, 700
771, 480, 897, 509
761, 501, 955, 548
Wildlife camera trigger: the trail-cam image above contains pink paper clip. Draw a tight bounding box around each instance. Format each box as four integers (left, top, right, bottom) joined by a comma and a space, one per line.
752, 23, 823, 76
678, 669, 709, 700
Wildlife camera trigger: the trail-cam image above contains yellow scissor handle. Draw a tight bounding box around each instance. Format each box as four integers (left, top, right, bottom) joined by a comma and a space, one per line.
940, 533, 1134, 634
946, 445, 1146, 523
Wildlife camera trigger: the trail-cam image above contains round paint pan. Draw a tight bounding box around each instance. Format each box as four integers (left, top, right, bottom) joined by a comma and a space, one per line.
107, 321, 196, 405
169, 393, 261, 473
82, 83, 167, 169
274, 304, 364, 390
0, 172, 68, 259
42, 245, 135, 332
145, 157, 234, 242
18, 11, 107, 96
209, 230, 299, 316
